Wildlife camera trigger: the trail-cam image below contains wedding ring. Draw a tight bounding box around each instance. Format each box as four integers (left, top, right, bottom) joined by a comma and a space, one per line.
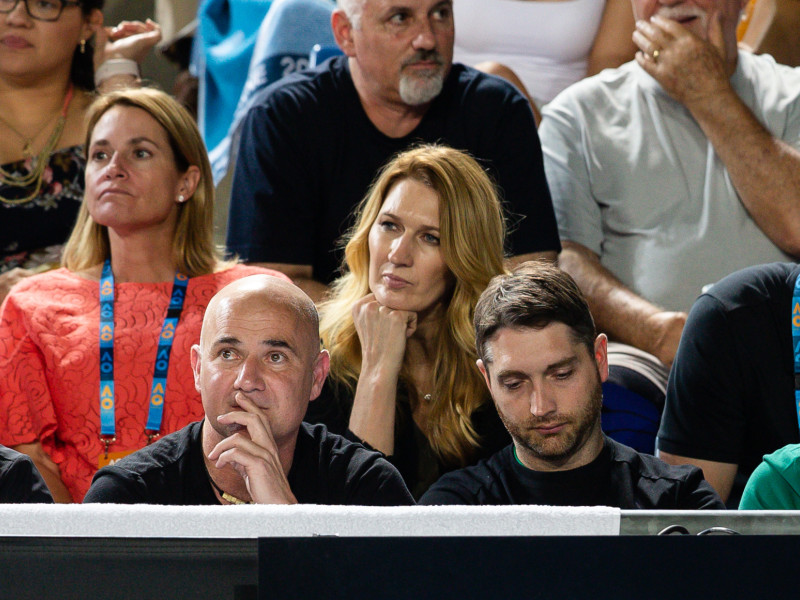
652, 49, 660, 62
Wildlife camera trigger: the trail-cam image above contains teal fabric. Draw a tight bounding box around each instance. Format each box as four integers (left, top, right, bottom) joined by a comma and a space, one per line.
197, 0, 273, 153
206, 0, 336, 182
740, 443, 800, 510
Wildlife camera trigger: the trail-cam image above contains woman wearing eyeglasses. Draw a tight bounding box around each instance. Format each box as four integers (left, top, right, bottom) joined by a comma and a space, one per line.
0, 0, 161, 301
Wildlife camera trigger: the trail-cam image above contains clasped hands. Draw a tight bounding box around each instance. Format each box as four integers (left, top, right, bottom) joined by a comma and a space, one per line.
633, 12, 734, 108
207, 392, 297, 505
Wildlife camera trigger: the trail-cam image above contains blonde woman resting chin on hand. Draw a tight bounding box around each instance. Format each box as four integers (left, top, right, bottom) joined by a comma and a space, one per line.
305, 144, 512, 499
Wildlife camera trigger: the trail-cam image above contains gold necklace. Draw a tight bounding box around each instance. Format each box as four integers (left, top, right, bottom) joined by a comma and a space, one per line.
208, 474, 251, 505
0, 109, 60, 158
0, 85, 74, 206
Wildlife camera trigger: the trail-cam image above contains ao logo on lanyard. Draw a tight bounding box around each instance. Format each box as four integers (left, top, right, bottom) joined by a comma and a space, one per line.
98, 258, 188, 461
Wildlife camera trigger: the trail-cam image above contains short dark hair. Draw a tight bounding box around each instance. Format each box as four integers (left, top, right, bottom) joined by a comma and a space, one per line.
474, 261, 596, 363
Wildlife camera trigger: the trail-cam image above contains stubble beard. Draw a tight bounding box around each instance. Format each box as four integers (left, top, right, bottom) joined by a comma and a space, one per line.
504, 374, 603, 464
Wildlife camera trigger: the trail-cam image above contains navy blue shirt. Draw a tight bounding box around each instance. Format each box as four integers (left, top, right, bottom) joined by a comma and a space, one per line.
658, 262, 800, 478
227, 57, 559, 283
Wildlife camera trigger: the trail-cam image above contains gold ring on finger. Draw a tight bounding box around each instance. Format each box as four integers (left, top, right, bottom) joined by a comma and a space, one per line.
652, 49, 660, 62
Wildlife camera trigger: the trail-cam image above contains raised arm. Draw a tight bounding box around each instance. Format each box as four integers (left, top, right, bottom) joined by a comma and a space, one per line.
634, 13, 800, 256
587, 0, 638, 76
558, 241, 687, 366
93, 19, 162, 92
347, 295, 417, 456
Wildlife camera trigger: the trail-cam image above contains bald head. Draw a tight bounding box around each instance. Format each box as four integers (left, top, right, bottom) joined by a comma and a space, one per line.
202, 275, 320, 357
193, 275, 330, 453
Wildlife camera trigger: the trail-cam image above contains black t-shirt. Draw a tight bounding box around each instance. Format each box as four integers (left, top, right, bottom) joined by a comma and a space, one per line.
0, 445, 53, 503
657, 262, 800, 479
418, 436, 724, 508
83, 421, 414, 506
227, 57, 560, 284
304, 379, 511, 500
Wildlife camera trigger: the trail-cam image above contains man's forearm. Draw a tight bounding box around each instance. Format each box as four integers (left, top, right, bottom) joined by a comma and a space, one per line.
13, 442, 73, 503
506, 250, 558, 269
558, 242, 686, 365
689, 88, 800, 256
290, 277, 330, 305
657, 450, 738, 503
249, 262, 330, 304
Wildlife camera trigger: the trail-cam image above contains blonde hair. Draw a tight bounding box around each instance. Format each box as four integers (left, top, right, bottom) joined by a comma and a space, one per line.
63, 88, 223, 276
320, 145, 507, 466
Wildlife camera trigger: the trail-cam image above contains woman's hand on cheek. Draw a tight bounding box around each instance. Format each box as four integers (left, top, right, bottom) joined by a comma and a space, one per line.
352, 294, 417, 376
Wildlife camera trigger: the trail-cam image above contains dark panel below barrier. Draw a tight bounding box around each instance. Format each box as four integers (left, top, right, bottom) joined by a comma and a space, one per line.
259, 535, 799, 600
0, 537, 258, 600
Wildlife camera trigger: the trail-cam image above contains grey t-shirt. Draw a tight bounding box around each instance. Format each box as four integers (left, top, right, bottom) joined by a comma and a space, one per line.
540, 52, 800, 312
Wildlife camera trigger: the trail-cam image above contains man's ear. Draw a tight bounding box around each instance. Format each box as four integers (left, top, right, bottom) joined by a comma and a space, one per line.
477, 359, 492, 390
308, 349, 331, 402
190, 344, 202, 394
331, 10, 357, 57
594, 334, 609, 383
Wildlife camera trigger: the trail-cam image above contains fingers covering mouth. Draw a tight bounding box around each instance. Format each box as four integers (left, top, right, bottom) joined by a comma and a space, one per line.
656, 7, 704, 24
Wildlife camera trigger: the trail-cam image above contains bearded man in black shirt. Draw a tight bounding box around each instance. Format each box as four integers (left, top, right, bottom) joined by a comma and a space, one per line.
420, 263, 723, 509
85, 275, 412, 506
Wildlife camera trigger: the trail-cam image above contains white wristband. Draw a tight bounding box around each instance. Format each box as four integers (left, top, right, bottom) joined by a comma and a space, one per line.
94, 59, 140, 88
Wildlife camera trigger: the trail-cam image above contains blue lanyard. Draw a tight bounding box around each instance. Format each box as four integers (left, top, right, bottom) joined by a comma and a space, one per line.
792, 273, 800, 436
99, 259, 189, 449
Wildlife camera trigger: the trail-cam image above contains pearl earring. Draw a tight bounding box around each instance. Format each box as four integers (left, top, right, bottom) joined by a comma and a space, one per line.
177, 194, 186, 203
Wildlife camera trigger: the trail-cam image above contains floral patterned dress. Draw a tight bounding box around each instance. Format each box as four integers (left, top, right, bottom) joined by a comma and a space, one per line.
0, 145, 85, 274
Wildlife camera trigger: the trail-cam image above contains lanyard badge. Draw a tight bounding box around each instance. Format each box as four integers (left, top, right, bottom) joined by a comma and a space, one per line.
98, 259, 189, 456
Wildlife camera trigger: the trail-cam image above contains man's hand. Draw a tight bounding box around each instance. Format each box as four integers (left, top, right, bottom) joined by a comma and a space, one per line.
207, 393, 297, 505
352, 294, 417, 377
633, 13, 732, 108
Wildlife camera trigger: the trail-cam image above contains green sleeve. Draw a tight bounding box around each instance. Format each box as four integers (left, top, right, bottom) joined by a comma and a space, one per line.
740, 446, 800, 510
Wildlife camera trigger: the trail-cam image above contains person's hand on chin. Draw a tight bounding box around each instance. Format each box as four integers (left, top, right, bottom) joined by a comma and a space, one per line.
352, 293, 417, 378
207, 392, 297, 505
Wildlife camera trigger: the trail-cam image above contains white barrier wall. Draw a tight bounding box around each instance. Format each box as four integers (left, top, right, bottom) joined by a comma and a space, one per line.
0, 504, 621, 538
